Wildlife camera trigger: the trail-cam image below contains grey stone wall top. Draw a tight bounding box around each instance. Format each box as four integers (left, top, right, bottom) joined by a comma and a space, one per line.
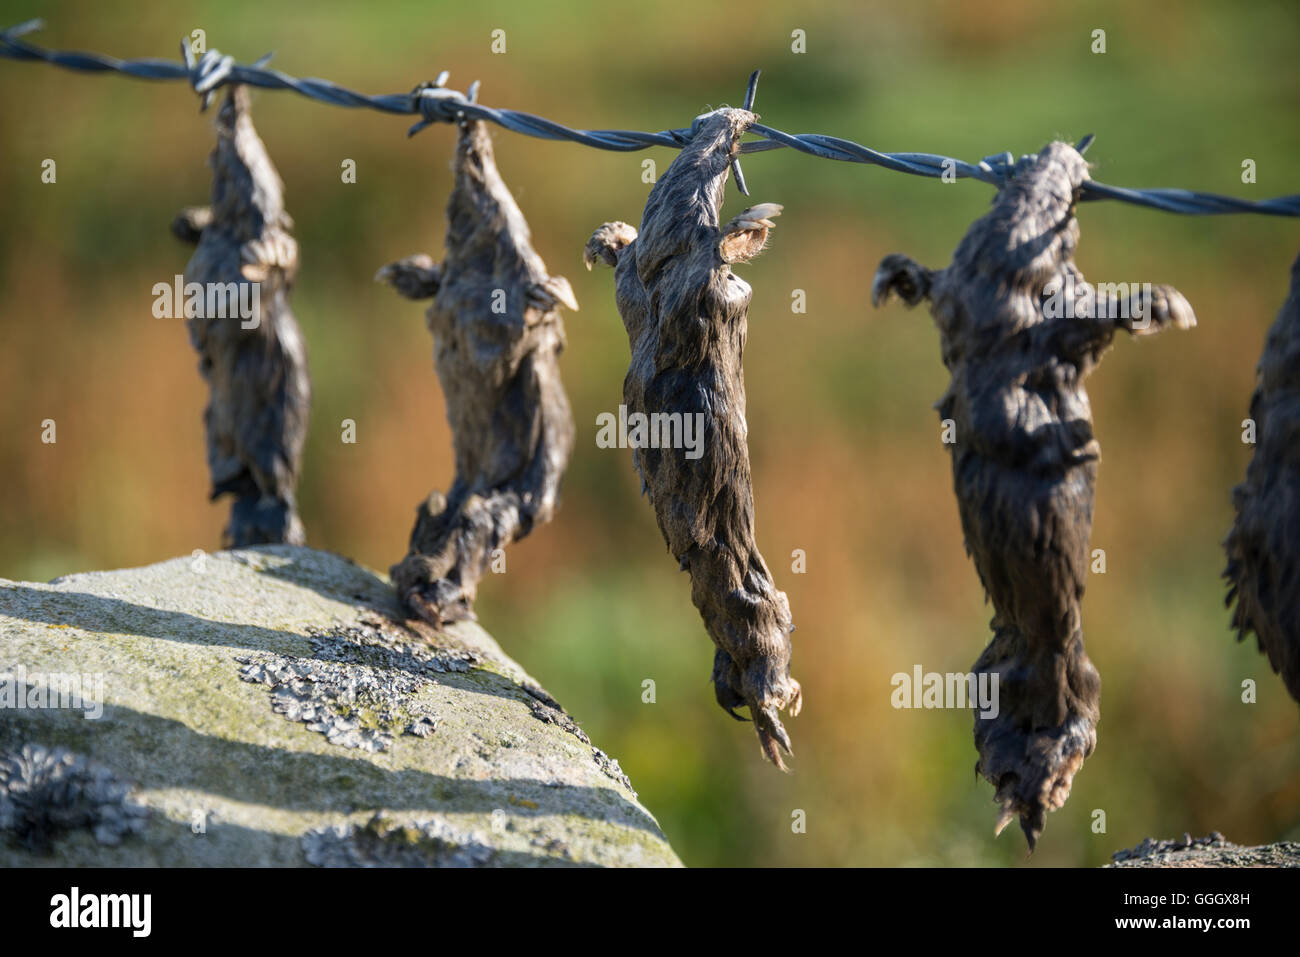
0, 545, 681, 867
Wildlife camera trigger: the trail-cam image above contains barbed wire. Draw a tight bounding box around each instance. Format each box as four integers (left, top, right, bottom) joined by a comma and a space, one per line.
3, 17, 1298, 216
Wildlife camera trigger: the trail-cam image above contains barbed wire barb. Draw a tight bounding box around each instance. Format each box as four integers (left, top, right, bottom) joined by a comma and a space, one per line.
2, 18, 1298, 217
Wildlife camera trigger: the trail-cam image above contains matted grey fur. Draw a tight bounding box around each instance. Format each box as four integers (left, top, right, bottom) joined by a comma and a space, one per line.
172, 85, 311, 547
1224, 252, 1300, 707
873, 141, 1196, 847
585, 109, 802, 770
377, 118, 576, 626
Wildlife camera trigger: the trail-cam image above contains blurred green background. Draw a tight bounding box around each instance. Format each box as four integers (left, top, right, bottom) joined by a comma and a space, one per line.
2, 0, 1298, 866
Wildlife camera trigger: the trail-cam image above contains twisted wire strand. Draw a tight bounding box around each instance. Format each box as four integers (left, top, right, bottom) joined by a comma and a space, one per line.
3, 18, 1297, 216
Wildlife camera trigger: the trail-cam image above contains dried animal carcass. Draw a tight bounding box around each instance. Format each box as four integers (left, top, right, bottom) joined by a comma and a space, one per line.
872, 142, 1196, 847
585, 108, 802, 769
377, 118, 576, 625
1225, 252, 1300, 707
172, 85, 310, 547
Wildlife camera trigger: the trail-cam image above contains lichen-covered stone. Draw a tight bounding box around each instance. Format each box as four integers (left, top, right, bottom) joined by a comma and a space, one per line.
1108, 834, 1300, 868
0, 546, 681, 867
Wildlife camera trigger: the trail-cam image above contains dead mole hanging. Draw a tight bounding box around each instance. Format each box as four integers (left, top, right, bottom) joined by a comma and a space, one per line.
1224, 249, 1300, 709
377, 111, 577, 627
873, 140, 1196, 849
172, 84, 311, 549
586, 107, 803, 770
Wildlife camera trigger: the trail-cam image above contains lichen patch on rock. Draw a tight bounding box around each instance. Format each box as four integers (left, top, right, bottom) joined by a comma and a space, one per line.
233, 618, 469, 752
303, 812, 497, 867
0, 744, 149, 853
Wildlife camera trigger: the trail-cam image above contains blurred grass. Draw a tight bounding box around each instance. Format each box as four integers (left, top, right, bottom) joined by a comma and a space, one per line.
1, 0, 1298, 866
